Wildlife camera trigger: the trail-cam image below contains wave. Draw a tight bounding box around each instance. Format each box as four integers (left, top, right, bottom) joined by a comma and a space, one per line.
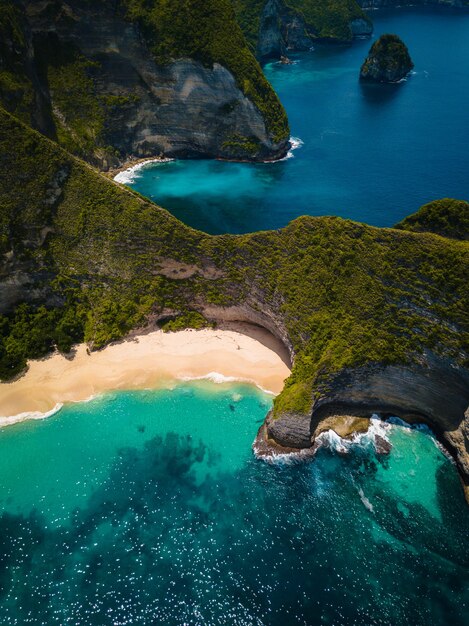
266, 136, 304, 163
114, 158, 175, 184
0, 403, 63, 428
179, 371, 276, 396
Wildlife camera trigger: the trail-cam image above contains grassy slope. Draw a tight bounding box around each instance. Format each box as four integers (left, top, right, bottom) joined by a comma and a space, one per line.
395, 198, 469, 241
1, 107, 468, 418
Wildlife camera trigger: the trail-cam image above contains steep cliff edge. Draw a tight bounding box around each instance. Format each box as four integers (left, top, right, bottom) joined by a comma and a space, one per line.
0, 0, 289, 167
260, 355, 469, 501
1, 106, 468, 498
234, 0, 373, 61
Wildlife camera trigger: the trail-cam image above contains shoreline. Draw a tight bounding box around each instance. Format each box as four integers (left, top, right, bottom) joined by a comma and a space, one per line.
109, 136, 303, 184
0, 328, 291, 426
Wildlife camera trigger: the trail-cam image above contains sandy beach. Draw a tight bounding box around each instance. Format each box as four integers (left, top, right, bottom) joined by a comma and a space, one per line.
0, 327, 291, 424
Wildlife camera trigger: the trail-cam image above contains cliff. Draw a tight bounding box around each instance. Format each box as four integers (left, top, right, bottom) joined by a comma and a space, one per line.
0, 0, 289, 168
1, 106, 468, 499
395, 198, 469, 241
360, 34, 414, 82
234, 0, 373, 61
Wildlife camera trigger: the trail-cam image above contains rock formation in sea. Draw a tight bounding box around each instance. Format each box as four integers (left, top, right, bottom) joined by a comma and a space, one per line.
0, 0, 289, 168
360, 34, 414, 83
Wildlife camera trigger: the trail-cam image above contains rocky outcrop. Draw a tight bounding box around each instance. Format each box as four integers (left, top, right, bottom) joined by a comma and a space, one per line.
257, 353, 469, 502
256, 0, 373, 61
257, 0, 311, 61
0, 0, 289, 167
360, 34, 414, 83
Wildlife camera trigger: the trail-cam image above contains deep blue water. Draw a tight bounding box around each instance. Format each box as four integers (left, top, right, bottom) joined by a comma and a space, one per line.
123, 8, 469, 234
0, 382, 468, 625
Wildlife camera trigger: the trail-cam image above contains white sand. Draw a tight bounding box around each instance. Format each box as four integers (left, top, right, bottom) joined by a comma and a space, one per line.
0, 328, 291, 424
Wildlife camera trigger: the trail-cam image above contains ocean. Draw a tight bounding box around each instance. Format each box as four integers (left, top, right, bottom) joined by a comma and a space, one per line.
122, 8, 469, 234
0, 382, 468, 624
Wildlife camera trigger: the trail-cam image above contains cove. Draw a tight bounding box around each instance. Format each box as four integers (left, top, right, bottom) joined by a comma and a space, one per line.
0, 382, 468, 624
123, 8, 469, 234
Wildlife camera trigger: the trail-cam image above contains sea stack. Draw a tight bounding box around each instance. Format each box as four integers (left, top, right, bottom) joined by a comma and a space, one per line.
360, 34, 414, 83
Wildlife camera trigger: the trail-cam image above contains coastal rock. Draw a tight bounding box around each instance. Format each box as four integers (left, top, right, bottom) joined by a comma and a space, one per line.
360, 34, 414, 83
257, 0, 311, 62
263, 354, 469, 502
1, 0, 289, 167
255, 0, 372, 62
266, 410, 312, 448
374, 434, 392, 455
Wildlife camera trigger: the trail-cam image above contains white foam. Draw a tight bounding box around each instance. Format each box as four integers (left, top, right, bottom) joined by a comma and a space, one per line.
265, 136, 304, 163
179, 371, 276, 396
358, 487, 374, 512
0, 403, 63, 428
114, 158, 175, 184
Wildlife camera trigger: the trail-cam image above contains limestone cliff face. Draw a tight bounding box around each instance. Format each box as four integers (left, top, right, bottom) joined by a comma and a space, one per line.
260, 353, 469, 501
256, 0, 373, 61
2, 0, 289, 167
257, 0, 311, 61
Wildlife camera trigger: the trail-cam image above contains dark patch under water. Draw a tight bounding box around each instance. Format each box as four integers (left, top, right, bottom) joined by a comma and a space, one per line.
0, 385, 468, 625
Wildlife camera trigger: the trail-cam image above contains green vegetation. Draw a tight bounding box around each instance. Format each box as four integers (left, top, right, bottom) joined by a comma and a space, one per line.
122, 0, 289, 142
161, 312, 214, 332
222, 134, 262, 156
361, 33, 413, 74
289, 0, 371, 41
39, 42, 106, 161
233, 0, 372, 48
232, 0, 265, 50
0, 0, 289, 166
0, 1, 35, 125
395, 198, 469, 241
0, 107, 468, 422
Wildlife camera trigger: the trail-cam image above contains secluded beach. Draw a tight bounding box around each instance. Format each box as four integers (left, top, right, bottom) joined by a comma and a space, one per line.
0, 327, 291, 423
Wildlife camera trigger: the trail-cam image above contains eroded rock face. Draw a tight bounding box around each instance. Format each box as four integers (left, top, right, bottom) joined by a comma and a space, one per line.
17, 0, 288, 166
256, 0, 373, 61
360, 34, 414, 83
260, 354, 469, 502
257, 0, 311, 61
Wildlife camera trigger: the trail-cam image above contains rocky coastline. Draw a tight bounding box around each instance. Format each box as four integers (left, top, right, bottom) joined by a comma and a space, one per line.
254, 355, 469, 503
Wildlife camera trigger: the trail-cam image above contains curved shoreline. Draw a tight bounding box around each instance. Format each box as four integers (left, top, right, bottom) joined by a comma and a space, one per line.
0, 328, 291, 426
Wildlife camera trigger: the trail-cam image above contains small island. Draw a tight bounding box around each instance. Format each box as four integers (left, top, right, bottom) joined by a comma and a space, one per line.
360, 34, 414, 83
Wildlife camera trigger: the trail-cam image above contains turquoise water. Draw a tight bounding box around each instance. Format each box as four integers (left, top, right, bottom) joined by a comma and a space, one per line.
0, 382, 468, 624
125, 8, 469, 234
